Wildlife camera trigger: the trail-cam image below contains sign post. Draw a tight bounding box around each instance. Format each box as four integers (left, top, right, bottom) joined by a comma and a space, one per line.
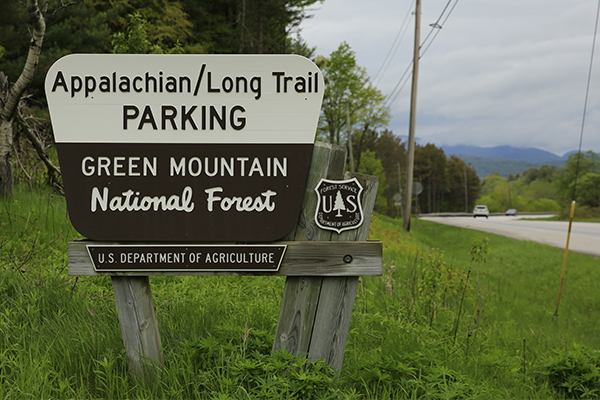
273, 142, 379, 371
46, 55, 382, 380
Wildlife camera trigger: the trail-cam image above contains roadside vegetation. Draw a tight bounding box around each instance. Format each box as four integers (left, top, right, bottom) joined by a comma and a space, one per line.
478, 151, 600, 220
2, 186, 600, 399
2, 2, 599, 219
2, 3, 600, 397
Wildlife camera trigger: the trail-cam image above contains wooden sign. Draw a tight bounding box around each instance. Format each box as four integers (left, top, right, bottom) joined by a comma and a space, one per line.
45, 54, 324, 242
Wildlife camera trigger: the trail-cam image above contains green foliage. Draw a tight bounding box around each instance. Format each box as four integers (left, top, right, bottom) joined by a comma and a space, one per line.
357, 150, 389, 214
446, 155, 482, 212
0, 0, 112, 99
477, 169, 562, 213
113, 0, 193, 50
574, 172, 600, 208
4, 189, 600, 398
555, 151, 600, 207
348, 352, 489, 399
317, 42, 390, 146
180, 0, 323, 55
179, 337, 339, 399
557, 204, 600, 221
530, 198, 561, 212
349, 137, 480, 216
415, 249, 473, 326
541, 345, 600, 399
0, 0, 321, 102
111, 12, 183, 54
469, 237, 491, 264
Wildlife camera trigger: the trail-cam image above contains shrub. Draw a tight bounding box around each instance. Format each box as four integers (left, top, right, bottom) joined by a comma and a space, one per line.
540, 345, 600, 399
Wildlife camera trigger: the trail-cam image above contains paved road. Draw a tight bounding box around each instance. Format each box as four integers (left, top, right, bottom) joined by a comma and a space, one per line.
418, 215, 600, 258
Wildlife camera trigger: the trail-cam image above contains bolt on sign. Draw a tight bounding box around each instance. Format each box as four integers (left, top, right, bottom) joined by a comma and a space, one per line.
45, 54, 324, 242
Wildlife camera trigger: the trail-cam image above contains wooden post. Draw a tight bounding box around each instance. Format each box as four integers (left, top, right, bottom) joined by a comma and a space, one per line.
403, 0, 422, 232
273, 142, 379, 371
67, 140, 382, 378
111, 276, 163, 381
273, 142, 347, 358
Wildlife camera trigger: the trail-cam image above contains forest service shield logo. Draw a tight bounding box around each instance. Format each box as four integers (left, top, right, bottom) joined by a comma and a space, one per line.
314, 177, 364, 234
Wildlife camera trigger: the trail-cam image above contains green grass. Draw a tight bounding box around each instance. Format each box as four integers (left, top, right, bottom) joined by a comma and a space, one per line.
2, 186, 600, 398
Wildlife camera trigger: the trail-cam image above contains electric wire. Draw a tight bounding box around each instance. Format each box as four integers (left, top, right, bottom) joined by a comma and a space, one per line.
420, 0, 453, 49
421, 0, 461, 57
572, 0, 600, 201
383, 0, 461, 111
373, 0, 415, 86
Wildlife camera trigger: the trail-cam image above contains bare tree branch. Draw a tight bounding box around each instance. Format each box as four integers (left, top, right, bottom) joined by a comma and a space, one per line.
16, 100, 63, 193
47, 1, 77, 21
0, 0, 47, 122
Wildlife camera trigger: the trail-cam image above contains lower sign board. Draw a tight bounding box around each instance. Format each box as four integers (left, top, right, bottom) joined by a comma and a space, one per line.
86, 244, 286, 272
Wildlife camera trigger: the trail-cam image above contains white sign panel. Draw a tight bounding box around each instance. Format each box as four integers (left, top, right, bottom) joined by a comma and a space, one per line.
45, 54, 324, 242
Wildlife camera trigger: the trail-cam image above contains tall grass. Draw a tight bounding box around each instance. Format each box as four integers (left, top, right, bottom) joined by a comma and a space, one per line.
1, 187, 600, 398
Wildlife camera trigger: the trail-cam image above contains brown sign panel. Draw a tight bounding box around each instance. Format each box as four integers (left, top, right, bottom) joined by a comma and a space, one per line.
58, 143, 312, 241
45, 54, 324, 242
87, 244, 286, 272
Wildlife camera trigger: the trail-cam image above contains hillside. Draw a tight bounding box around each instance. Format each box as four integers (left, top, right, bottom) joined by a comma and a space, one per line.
442, 145, 568, 163
456, 155, 565, 178
442, 145, 569, 177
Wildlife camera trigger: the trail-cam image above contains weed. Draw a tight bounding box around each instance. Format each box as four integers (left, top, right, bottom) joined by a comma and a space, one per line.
3, 193, 600, 399
540, 345, 600, 399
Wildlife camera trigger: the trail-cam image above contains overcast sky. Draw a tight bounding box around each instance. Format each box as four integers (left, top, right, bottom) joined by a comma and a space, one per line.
299, 0, 600, 157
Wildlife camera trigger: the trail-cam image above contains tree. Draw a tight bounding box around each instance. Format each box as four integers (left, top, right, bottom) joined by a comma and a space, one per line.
0, 0, 112, 100
446, 155, 480, 212
372, 130, 406, 213
414, 143, 447, 213
112, 12, 184, 54
573, 172, 600, 208
317, 42, 390, 149
554, 151, 600, 207
357, 150, 389, 214
180, 0, 322, 54
0, 0, 48, 197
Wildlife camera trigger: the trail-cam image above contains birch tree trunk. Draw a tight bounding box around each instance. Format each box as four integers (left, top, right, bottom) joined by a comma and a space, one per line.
0, 0, 47, 197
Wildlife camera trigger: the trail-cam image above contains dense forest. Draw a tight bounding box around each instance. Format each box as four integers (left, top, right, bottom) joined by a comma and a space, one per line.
0, 0, 595, 218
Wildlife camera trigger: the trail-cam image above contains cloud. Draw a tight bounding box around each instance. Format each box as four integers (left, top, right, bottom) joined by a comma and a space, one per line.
300, 0, 600, 156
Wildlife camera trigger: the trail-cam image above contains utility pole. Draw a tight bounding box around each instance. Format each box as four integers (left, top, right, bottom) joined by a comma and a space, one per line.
403, 0, 421, 232
464, 164, 468, 213
397, 162, 403, 219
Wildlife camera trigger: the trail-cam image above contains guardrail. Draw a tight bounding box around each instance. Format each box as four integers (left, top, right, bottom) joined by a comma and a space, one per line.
418, 212, 557, 218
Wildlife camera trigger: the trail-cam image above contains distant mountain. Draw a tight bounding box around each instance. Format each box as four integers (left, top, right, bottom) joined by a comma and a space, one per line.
439, 145, 571, 177
455, 155, 565, 178
442, 145, 566, 163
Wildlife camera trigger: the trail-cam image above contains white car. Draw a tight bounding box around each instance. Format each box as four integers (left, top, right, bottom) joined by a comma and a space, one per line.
473, 205, 489, 218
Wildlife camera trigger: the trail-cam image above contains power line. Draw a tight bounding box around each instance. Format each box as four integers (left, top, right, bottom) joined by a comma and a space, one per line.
421, 0, 461, 57
383, 0, 461, 111
420, 0, 453, 49
383, 60, 413, 108
373, 0, 415, 86
572, 0, 600, 201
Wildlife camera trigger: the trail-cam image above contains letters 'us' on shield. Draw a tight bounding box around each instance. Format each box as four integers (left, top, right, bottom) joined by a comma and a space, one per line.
314, 177, 364, 234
